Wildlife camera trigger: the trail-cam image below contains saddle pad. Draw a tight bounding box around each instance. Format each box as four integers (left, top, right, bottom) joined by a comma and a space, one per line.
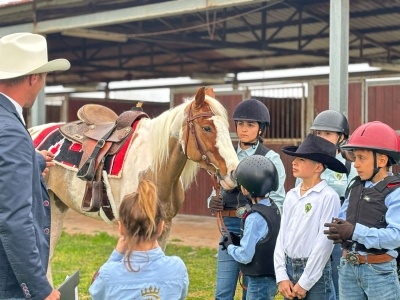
32, 120, 141, 176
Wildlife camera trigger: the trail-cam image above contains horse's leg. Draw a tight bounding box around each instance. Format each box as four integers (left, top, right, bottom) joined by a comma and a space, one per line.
47, 190, 69, 286
158, 219, 172, 251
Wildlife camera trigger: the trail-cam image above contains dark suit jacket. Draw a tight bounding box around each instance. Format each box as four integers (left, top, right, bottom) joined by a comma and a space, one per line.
0, 93, 52, 299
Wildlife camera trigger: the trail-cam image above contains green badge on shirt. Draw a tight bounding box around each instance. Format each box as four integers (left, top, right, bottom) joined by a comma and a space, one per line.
305, 203, 312, 214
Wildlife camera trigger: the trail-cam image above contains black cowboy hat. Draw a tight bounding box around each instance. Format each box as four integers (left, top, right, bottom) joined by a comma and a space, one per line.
282, 134, 347, 173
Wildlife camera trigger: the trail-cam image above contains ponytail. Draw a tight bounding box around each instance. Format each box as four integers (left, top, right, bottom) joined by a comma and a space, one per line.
119, 180, 165, 271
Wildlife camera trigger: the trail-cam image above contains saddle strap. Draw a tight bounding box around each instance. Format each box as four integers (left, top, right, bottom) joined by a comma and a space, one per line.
82, 179, 115, 221
77, 124, 117, 181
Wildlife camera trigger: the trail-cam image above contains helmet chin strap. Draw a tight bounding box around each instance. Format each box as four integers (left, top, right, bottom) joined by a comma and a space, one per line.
366, 151, 380, 182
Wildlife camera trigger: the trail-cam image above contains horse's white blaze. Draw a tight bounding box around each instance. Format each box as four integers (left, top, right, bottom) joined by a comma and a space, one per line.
211, 115, 239, 173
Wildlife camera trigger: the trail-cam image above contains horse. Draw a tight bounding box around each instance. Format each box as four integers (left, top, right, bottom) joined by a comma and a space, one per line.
29, 86, 239, 282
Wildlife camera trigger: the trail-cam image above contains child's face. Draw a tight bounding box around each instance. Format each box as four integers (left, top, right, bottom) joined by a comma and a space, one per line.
353, 149, 388, 180
240, 185, 249, 196
292, 157, 321, 178
315, 130, 341, 145
236, 121, 260, 143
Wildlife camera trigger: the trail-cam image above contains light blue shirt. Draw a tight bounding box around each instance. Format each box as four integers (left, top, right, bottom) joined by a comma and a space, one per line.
339, 173, 400, 257
296, 153, 357, 198
89, 247, 189, 300
227, 198, 271, 264
208, 142, 286, 213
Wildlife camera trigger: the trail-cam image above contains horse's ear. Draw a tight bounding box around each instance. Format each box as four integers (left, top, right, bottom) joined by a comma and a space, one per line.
194, 86, 206, 109
205, 87, 215, 99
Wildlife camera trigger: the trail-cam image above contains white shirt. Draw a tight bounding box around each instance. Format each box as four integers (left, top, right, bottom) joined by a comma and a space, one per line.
274, 180, 340, 291
0, 92, 25, 125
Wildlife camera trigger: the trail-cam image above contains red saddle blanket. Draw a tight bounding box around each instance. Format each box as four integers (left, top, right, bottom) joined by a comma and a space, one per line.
33, 121, 140, 177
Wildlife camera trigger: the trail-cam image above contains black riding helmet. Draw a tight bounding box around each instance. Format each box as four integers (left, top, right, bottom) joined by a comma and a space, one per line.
311, 110, 349, 138
233, 99, 270, 145
233, 155, 279, 198
233, 99, 270, 127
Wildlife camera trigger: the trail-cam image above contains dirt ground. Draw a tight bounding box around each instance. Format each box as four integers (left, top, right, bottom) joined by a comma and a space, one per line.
63, 209, 222, 249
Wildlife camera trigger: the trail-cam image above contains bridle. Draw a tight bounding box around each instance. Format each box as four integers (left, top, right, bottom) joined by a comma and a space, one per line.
184, 103, 220, 176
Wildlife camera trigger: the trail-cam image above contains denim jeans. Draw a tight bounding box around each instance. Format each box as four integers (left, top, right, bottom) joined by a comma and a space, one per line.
285, 256, 333, 300
338, 257, 400, 300
215, 216, 248, 300
328, 244, 341, 300
246, 276, 277, 300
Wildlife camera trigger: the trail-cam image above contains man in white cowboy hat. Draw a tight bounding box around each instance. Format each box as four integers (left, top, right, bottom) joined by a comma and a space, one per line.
0, 33, 70, 300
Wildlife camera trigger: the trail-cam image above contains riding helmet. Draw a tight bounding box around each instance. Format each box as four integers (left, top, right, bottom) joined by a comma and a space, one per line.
341, 121, 400, 164
233, 155, 278, 197
310, 110, 349, 138
233, 99, 270, 128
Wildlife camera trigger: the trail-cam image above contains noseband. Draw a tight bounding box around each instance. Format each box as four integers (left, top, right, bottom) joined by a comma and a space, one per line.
184, 104, 220, 175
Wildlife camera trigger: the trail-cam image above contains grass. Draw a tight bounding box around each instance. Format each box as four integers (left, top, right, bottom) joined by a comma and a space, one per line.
52, 231, 283, 299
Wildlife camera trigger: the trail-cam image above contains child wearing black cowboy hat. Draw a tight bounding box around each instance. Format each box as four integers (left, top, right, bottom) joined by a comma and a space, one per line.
274, 134, 347, 300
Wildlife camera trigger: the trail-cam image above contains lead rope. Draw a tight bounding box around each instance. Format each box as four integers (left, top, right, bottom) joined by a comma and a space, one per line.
211, 174, 229, 236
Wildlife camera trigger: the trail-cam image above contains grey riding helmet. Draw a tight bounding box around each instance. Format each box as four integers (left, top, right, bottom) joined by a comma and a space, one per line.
310, 110, 349, 138
232, 99, 270, 128
233, 155, 278, 197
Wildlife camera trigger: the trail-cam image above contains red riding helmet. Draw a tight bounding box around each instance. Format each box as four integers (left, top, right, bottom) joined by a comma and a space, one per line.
341, 121, 400, 164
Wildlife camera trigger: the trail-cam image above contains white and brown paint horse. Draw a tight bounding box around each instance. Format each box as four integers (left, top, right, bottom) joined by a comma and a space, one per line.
29, 86, 239, 281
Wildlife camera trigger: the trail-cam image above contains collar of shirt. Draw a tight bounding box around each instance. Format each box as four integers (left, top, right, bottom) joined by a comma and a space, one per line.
0, 92, 25, 125
364, 172, 394, 188
258, 198, 272, 206
126, 246, 165, 263
237, 141, 259, 157
294, 179, 328, 198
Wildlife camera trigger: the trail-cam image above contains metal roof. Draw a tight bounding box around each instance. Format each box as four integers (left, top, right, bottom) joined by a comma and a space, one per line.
0, 0, 399, 90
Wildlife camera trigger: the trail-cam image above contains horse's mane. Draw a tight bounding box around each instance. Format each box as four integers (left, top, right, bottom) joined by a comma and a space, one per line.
148, 95, 228, 190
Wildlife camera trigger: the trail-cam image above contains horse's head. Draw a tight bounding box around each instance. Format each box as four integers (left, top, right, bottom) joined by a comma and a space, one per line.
182, 86, 239, 190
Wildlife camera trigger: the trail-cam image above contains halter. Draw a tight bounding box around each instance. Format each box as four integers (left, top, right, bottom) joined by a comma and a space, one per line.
184, 103, 220, 176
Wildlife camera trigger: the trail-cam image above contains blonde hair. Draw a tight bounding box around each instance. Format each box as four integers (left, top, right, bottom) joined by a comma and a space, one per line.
119, 180, 165, 271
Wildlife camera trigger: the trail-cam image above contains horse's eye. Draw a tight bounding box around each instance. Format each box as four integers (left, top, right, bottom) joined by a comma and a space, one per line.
202, 126, 212, 133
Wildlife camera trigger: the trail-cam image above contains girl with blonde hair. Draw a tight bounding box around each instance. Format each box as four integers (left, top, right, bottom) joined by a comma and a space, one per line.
90, 180, 189, 300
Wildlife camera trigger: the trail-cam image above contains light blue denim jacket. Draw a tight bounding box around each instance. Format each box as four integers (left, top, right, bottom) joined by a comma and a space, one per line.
89, 247, 189, 300
227, 198, 271, 264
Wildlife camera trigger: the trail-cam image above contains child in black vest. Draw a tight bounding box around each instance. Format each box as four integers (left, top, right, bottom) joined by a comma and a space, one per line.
219, 155, 281, 300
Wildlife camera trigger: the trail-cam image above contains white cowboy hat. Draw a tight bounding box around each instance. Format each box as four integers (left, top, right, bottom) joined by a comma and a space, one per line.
0, 32, 70, 79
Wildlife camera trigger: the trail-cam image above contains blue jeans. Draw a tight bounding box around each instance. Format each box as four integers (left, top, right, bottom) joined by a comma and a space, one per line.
285, 256, 333, 300
338, 257, 400, 300
215, 216, 248, 300
329, 244, 341, 300
246, 276, 277, 300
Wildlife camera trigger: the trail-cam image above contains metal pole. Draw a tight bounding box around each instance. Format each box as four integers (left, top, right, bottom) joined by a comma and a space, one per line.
329, 0, 349, 116
31, 84, 46, 126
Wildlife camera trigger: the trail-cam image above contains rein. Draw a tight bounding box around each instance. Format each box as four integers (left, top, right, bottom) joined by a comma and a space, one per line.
211, 174, 229, 236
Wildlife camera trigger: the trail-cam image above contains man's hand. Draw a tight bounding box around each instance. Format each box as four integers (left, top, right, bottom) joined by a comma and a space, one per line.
209, 196, 224, 212
44, 289, 60, 300
324, 218, 355, 242
39, 150, 55, 177
278, 280, 295, 300
293, 283, 307, 299
219, 234, 232, 251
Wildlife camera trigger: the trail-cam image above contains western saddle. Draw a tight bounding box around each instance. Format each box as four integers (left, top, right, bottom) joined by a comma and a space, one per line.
59, 103, 148, 220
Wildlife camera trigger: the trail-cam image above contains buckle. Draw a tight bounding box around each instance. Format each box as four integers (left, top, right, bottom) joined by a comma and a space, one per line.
345, 252, 360, 265
96, 139, 105, 148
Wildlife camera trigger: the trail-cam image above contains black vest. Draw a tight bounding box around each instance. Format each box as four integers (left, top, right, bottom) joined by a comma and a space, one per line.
345, 175, 400, 254
238, 202, 281, 277
221, 143, 270, 210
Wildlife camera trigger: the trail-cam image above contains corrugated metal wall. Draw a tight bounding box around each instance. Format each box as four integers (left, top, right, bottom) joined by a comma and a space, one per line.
367, 83, 400, 174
